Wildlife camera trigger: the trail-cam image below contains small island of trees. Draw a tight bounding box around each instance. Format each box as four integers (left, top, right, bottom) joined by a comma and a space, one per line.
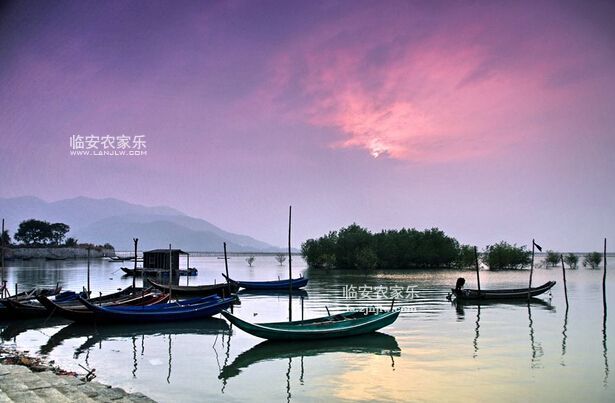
302, 224, 535, 270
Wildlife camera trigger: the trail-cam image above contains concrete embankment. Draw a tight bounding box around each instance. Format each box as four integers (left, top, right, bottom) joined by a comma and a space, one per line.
0, 363, 155, 402
4, 247, 116, 260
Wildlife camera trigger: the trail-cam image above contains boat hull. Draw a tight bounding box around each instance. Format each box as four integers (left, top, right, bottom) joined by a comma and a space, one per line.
452, 281, 556, 301
221, 310, 400, 341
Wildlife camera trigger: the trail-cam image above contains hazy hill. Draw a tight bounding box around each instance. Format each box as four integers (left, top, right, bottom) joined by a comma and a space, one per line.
0, 196, 283, 252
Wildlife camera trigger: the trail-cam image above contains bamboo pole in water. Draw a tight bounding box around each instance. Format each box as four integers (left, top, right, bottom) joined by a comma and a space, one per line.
560, 254, 568, 308
288, 205, 293, 322
168, 244, 172, 301
133, 238, 138, 290
474, 246, 481, 294
223, 242, 230, 296
603, 238, 607, 319
528, 239, 535, 299
87, 246, 91, 296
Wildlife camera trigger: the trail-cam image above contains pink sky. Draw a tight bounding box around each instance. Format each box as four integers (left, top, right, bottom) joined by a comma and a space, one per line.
1, 0, 614, 250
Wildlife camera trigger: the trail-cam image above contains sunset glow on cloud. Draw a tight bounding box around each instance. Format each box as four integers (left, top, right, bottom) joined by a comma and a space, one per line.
261, 3, 612, 161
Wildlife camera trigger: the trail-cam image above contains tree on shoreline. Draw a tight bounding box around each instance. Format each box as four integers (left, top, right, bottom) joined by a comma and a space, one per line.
545, 250, 560, 267
275, 253, 286, 265
583, 252, 602, 269
481, 242, 531, 270
564, 253, 578, 269
302, 224, 461, 269
14, 219, 70, 246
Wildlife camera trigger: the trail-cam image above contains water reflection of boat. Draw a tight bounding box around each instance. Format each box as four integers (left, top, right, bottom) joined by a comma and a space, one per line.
219, 332, 400, 380
40, 318, 231, 356
0, 317, 70, 341
454, 297, 555, 312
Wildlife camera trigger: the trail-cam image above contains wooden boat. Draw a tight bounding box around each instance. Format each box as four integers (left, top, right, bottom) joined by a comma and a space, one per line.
36, 292, 169, 321
75, 295, 236, 323
120, 267, 198, 276
45, 256, 68, 261
450, 281, 556, 301
219, 332, 400, 380
221, 309, 400, 341
222, 273, 308, 290
1, 284, 63, 302
148, 279, 239, 297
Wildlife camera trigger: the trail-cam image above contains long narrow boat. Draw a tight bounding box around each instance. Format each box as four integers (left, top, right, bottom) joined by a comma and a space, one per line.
75, 295, 236, 323
36, 293, 170, 321
221, 309, 400, 341
222, 274, 308, 290
148, 279, 239, 297
1, 284, 63, 302
450, 281, 556, 301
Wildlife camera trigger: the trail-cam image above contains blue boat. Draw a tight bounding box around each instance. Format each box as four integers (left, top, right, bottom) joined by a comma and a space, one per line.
222, 273, 308, 290
76, 295, 237, 323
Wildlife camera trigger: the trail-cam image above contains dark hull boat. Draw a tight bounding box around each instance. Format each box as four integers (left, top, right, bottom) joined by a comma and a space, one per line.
75, 295, 236, 323
37, 292, 169, 321
221, 309, 400, 341
222, 274, 308, 290
148, 279, 239, 297
451, 281, 556, 301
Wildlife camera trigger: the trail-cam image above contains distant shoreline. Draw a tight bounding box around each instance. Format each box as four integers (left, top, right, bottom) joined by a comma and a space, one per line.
3, 246, 116, 260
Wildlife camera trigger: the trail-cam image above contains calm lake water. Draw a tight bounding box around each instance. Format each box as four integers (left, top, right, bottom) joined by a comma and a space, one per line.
1, 255, 614, 402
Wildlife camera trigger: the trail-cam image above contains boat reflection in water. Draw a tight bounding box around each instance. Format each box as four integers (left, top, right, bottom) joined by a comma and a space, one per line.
453, 297, 555, 365
40, 318, 231, 357
219, 332, 400, 381
0, 317, 70, 341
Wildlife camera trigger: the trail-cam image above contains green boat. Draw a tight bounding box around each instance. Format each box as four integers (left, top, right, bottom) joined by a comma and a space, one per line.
220, 309, 400, 341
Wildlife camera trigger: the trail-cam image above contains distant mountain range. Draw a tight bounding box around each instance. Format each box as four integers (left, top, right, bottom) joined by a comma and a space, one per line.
0, 196, 287, 252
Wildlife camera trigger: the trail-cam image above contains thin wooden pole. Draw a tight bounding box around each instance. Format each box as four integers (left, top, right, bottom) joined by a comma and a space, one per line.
223, 242, 230, 296
560, 254, 568, 308
529, 239, 535, 299
474, 246, 481, 294
603, 238, 607, 319
168, 244, 172, 301
288, 205, 293, 322
87, 246, 91, 296
186, 253, 190, 286
133, 238, 138, 290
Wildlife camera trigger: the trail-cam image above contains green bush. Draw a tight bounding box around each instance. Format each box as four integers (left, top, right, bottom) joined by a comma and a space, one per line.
301, 224, 461, 269
482, 241, 531, 270
545, 250, 560, 267
456, 244, 477, 269
583, 252, 602, 269
564, 253, 578, 269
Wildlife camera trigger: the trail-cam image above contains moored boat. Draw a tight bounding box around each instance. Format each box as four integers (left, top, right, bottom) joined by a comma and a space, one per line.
221, 308, 400, 341
75, 295, 237, 323
222, 273, 308, 290
450, 279, 556, 301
